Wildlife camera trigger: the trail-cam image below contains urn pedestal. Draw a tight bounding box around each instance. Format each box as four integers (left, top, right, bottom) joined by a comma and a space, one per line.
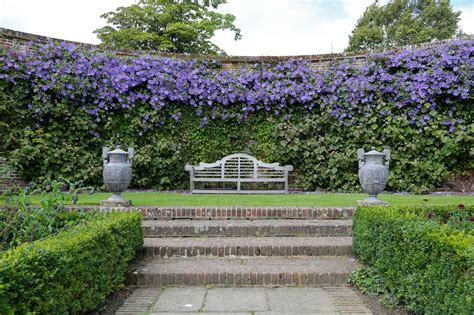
101, 146, 134, 207
357, 147, 390, 206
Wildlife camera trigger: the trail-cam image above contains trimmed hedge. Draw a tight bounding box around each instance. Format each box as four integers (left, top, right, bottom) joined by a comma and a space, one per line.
0, 211, 143, 314
352, 205, 474, 314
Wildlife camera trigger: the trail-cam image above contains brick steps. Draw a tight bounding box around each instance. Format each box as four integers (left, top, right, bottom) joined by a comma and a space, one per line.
127, 256, 360, 287
141, 236, 353, 258
126, 206, 358, 288
143, 219, 352, 237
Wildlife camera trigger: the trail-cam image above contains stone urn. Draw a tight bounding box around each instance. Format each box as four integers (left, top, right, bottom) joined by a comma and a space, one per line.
101, 146, 134, 207
357, 147, 390, 206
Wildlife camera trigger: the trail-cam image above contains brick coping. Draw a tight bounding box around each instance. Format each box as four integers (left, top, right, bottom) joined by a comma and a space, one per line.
66, 205, 355, 219
66, 205, 355, 210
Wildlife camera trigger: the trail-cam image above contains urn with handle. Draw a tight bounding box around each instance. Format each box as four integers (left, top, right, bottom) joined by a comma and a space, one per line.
357, 147, 390, 206
101, 146, 134, 206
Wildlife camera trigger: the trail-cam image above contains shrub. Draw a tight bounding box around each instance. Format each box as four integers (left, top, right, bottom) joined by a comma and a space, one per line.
0, 211, 143, 314
352, 205, 473, 314
0, 180, 94, 250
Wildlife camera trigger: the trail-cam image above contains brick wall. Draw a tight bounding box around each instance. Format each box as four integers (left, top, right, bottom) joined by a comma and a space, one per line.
0, 27, 472, 191
0, 27, 371, 72
4, 28, 471, 72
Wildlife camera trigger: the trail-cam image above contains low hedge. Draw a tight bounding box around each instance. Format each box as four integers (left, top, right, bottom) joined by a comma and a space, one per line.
0, 211, 143, 314
352, 205, 473, 314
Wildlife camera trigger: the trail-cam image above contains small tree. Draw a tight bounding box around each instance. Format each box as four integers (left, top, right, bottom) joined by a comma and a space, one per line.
94, 0, 241, 55
346, 0, 461, 52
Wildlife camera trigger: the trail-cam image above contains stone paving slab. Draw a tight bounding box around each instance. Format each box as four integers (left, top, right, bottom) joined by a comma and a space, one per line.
266, 287, 336, 312
142, 219, 352, 237
141, 236, 353, 258
205, 288, 267, 312
116, 287, 372, 314
153, 287, 206, 312
127, 256, 360, 287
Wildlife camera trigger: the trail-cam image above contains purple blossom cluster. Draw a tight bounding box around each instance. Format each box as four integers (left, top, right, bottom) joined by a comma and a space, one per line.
0, 40, 472, 134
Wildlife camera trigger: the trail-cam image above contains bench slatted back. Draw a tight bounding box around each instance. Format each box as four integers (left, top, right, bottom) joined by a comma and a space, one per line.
223, 155, 256, 179
186, 153, 292, 193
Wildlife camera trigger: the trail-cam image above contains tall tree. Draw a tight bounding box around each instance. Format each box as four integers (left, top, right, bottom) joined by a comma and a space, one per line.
346, 0, 461, 52
94, 0, 241, 55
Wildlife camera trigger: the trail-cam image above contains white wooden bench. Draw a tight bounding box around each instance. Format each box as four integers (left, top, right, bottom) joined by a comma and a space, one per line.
184, 153, 293, 194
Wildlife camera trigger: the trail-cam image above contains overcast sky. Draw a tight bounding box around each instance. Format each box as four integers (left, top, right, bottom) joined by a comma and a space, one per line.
1, 0, 473, 56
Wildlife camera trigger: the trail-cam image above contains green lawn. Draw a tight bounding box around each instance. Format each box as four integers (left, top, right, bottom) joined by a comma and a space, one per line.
52, 192, 474, 207
2, 191, 472, 207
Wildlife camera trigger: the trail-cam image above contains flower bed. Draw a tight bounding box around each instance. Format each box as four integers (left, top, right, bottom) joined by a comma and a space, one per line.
352, 205, 473, 313
0, 211, 143, 313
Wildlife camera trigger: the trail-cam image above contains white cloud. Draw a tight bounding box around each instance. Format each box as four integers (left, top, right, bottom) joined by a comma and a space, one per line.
458, 4, 474, 34
212, 0, 374, 55
1, 0, 134, 43
1, 0, 472, 56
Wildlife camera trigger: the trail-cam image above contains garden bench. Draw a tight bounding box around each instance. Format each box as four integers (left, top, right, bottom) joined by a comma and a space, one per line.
185, 153, 293, 194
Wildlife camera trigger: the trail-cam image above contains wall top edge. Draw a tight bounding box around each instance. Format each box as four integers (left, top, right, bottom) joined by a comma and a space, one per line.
1, 27, 473, 63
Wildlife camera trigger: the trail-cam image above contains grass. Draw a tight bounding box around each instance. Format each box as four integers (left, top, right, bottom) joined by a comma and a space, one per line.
52, 192, 474, 207
1, 191, 472, 207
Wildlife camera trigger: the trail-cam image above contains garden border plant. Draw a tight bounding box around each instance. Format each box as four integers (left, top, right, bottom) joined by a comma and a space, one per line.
351, 205, 473, 314
0, 40, 472, 192
0, 179, 96, 250
0, 211, 143, 313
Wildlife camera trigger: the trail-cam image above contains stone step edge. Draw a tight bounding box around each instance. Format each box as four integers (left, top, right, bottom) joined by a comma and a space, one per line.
143, 221, 352, 237
140, 238, 353, 258
127, 270, 351, 287
67, 206, 355, 219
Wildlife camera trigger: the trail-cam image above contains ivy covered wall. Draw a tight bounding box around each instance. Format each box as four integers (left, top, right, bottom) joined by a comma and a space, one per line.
0, 39, 472, 192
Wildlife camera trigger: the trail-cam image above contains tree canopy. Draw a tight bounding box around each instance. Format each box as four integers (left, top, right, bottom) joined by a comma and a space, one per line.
346, 0, 461, 52
94, 0, 241, 55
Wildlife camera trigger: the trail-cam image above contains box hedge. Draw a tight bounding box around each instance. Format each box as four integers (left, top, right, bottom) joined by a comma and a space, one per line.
352, 205, 473, 314
0, 211, 143, 314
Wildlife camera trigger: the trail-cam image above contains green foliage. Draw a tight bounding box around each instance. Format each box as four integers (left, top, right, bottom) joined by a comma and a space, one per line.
352, 205, 474, 313
94, 0, 241, 54
0, 83, 104, 185
0, 42, 472, 193
0, 158, 12, 179
1, 100, 472, 193
0, 180, 95, 250
346, 0, 461, 52
0, 211, 143, 314
274, 111, 472, 192
349, 267, 385, 295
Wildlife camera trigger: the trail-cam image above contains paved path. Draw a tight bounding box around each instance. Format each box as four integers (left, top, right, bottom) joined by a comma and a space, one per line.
116, 287, 372, 315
